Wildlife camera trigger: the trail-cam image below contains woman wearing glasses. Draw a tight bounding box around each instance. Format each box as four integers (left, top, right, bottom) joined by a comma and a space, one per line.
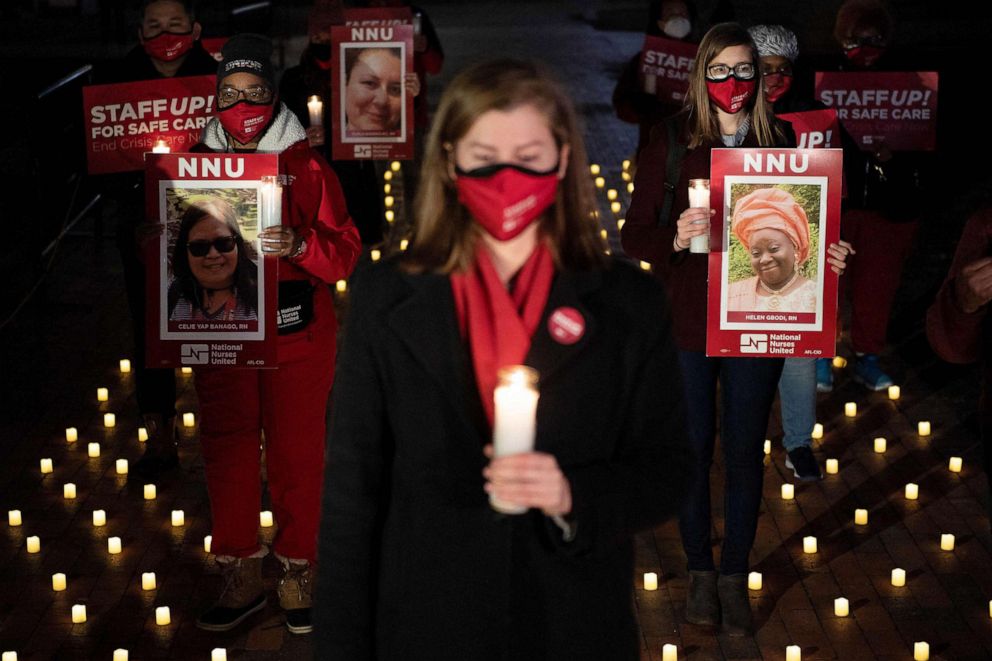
186, 34, 361, 636
622, 22, 792, 636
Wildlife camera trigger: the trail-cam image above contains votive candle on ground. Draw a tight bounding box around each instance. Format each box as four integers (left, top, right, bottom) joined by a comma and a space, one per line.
370, 249, 381, 262
384, 195, 395, 208
64, 483, 76, 499
211, 649, 228, 661
40, 458, 53, 474
138, 427, 148, 442
182, 412, 195, 427
87, 443, 100, 458
832, 356, 847, 368
400, 239, 409, 251
855, 509, 868, 525
104, 413, 116, 428
589, 164, 601, 175
914, 642, 929, 661
97, 387, 108, 402
204, 535, 212, 553
949, 456, 963, 473
144, 484, 156, 500
181, 367, 193, 375
662, 644, 677, 661
26, 536, 40, 553
643, 572, 658, 591
918, 421, 931, 436
52, 573, 66, 591
142, 572, 156, 591
891, 568, 906, 586
610, 201, 622, 214
803, 536, 817, 554
92, 510, 106, 527
825, 458, 838, 474
606, 188, 618, 201
763, 440, 771, 455
786, 645, 801, 661
385, 210, 395, 223
748, 572, 762, 590
116, 459, 128, 475
639, 261, 651, 271
171, 510, 185, 527
260, 511, 274, 528
383, 170, 393, 181
940, 533, 955, 551
2, 652, 16, 661
113, 650, 128, 661
335, 280, 347, 293
66, 427, 78, 442
834, 597, 849, 616
888, 385, 900, 400
905, 483, 919, 500
594, 176, 605, 188
845, 402, 857, 417
71, 604, 86, 623
874, 437, 887, 453
155, 606, 170, 626
119, 359, 131, 373
627, 182, 635, 194
781, 484, 795, 500
7, 510, 21, 526
390, 161, 401, 172
812, 423, 823, 439
108, 537, 122, 554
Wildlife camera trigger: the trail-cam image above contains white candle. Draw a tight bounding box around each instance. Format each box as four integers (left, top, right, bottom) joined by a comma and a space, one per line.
874, 437, 887, 453
622, 170, 631, 182
138, 427, 149, 443
589, 164, 601, 176
260, 511, 274, 528
26, 536, 40, 553
65, 427, 78, 442
144, 484, 156, 500
643, 572, 658, 591
834, 597, 849, 616
71, 604, 86, 623
307, 95, 323, 127
627, 182, 634, 194
803, 536, 817, 554
617, 218, 626, 230
610, 201, 622, 215
385, 210, 395, 223
7, 510, 21, 526
854, 509, 868, 525
825, 458, 838, 474
92, 510, 106, 527
687, 179, 710, 253
913, 642, 929, 660
949, 457, 962, 473
662, 643, 677, 661
104, 413, 116, 428
116, 459, 128, 475
594, 176, 605, 189
844, 402, 857, 417
599, 229, 608, 240
211, 649, 228, 661
97, 387, 109, 402
64, 483, 76, 499
370, 249, 381, 262
113, 650, 128, 661
260, 176, 283, 230
622, 159, 631, 171
88, 443, 100, 458
204, 535, 212, 553
763, 440, 771, 455
155, 606, 170, 626
491, 366, 540, 514
181, 367, 193, 375
52, 573, 66, 591
888, 385, 900, 400
918, 421, 931, 436
335, 280, 348, 293
639, 260, 651, 272
747, 572, 762, 590
142, 572, 157, 591
940, 533, 955, 551
108, 537, 122, 555
390, 161, 401, 172
119, 359, 131, 374
383, 183, 391, 194
786, 645, 801, 661
182, 412, 195, 428
171, 510, 185, 527
832, 356, 847, 368
606, 189, 618, 201
151, 139, 170, 153
399, 239, 409, 251
781, 484, 795, 500
812, 423, 824, 440
905, 483, 918, 500
891, 568, 906, 586
2, 653, 16, 661
383, 170, 393, 181
384, 195, 395, 208
40, 458, 53, 474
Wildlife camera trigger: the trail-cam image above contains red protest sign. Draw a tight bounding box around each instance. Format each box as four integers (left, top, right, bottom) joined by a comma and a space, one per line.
638, 35, 696, 104
706, 148, 844, 358
343, 7, 413, 27
83, 75, 216, 175
776, 109, 842, 150
144, 153, 280, 368
331, 17, 415, 161
814, 71, 938, 151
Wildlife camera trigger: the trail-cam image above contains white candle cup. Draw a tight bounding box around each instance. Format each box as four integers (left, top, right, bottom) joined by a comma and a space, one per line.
204, 535, 212, 553
108, 537, 122, 555
97, 387, 109, 402
151, 139, 170, 153
834, 597, 849, 617
115, 459, 128, 475
119, 359, 131, 374
26, 536, 40, 554
211, 649, 228, 661
144, 484, 156, 500
2, 653, 17, 661
40, 458, 53, 474
52, 573, 67, 591
781, 484, 795, 500
63, 483, 76, 500
891, 568, 906, 586
383, 183, 391, 194
104, 413, 116, 428
949, 456, 962, 473
390, 161, 401, 172
874, 437, 887, 453
370, 249, 381, 262
113, 650, 128, 661
606, 188, 618, 201
384, 195, 395, 208
259, 175, 284, 230
844, 402, 857, 417
610, 201, 622, 215
905, 483, 919, 500
155, 606, 170, 626
260, 511, 274, 528
171, 510, 185, 527
307, 95, 324, 128
385, 210, 395, 223
786, 645, 801, 661
825, 458, 838, 474
643, 572, 658, 591
594, 176, 605, 189
832, 356, 847, 369
181, 367, 193, 375
65, 427, 78, 442
599, 229, 608, 241
918, 421, 931, 437
622, 159, 631, 171
383, 170, 393, 181
803, 536, 817, 554
811, 423, 824, 440
747, 572, 762, 590
7, 510, 21, 527
87, 442, 100, 458
182, 412, 195, 428
92, 510, 106, 527
661, 643, 677, 661
335, 280, 348, 293
914, 641, 929, 661
854, 509, 868, 525
639, 260, 652, 272
400, 239, 410, 252
491, 366, 540, 514
687, 179, 710, 253
627, 182, 635, 194
763, 440, 771, 455
940, 533, 955, 551
71, 604, 86, 623
589, 164, 601, 176
142, 572, 157, 591
138, 427, 149, 443
888, 385, 900, 400
617, 218, 626, 231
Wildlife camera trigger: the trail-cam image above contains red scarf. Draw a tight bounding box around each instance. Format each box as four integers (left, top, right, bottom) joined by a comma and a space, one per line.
451, 242, 555, 426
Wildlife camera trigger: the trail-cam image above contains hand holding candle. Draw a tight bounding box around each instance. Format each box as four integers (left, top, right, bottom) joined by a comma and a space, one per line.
685, 179, 711, 253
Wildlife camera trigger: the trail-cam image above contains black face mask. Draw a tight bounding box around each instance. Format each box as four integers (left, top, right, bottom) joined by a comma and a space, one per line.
310, 43, 331, 62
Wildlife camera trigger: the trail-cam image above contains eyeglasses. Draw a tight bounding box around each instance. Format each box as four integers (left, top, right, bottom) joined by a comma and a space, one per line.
217, 86, 272, 107
187, 236, 237, 257
760, 63, 793, 77
706, 62, 756, 81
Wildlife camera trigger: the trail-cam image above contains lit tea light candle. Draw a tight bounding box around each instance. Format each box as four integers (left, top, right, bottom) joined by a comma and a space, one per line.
383, 183, 391, 194
171, 510, 185, 527
610, 201, 622, 215
639, 261, 651, 271
142, 572, 156, 591
383, 170, 393, 181
844, 402, 857, 417
66, 427, 78, 442
825, 458, 838, 474
662, 644, 677, 661
2, 652, 16, 661
108, 537, 122, 555
918, 421, 931, 436
832, 356, 847, 369
211, 649, 228, 661
26, 536, 40, 553
905, 483, 919, 500
8, 510, 21, 526
811, 423, 823, 440
390, 161, 401, 172
786, 645, 801, 661
52, 573, 66, 591
599, 229, 608, 240
155, 606, 170, 626
747, 572, 762, 590
204, 535, 212, 553
306, 95, 323, 128
115, 459, 128, 475
40, 458, 53, 474
97, 387, 109, 402
370, 249, 381, 262
589, 164, 601, 176
949, 456, 962, 473
643, 572, 658, 591
888, 385, 900, 400
400, 239, 410, 251
385, 210, 395, 223
92, 510, 106, 527
151, 139, 170, 153
834, 597, 849, 617
144, 484, 156, 500
64, 483, 76, 499
781, 484, 795, 500
104, 413, 116, 428
113, 650, 128, 661
335, 280, 347, 293
182, 412, 195, 427
891, 568, 906, 586
260, 511, 274, 528
854, 509, 868, 525
763, 440, 771, 455
71, 604, 86, 623
594, 176, 605, 188
621, 170, 631, 182
119, 359, 131, 373
874, 437, 887, 453
181, 367, 193, 375
136, 426, 148, 443
913, 642, 929, 661
384, 195, 395, 208
940, 533, 955, 551
622, 159, 631, 171
606, 189, 618, 201
617, 218, 625, 230
87, 443, 100, 458
627, 182, 634, 194
803, 536, 817, 554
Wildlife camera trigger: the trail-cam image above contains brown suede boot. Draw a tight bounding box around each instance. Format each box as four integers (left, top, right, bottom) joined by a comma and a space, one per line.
685, 570, 720, 625
277, 558, 314, 634
196, 556, 267, 632
718, 573, 753, 636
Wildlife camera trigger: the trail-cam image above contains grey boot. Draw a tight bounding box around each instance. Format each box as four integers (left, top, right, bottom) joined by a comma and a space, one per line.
717, 573, 752, 636
685, 570, 719, 625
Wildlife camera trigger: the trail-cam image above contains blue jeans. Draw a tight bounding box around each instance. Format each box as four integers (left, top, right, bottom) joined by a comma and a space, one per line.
677, 351, 783, 575
778, 358, 816, 452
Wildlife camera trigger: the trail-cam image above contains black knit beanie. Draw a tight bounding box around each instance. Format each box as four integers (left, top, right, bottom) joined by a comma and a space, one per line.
217, 33, 276, 89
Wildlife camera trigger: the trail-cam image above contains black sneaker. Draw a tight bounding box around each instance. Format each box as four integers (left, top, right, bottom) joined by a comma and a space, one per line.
785, 446, 823, 482
285, 608, 312, 635
196, 593, 267, 632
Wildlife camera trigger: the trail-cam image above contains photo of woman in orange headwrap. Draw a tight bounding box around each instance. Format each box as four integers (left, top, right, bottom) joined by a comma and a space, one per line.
727, 186, 818, 313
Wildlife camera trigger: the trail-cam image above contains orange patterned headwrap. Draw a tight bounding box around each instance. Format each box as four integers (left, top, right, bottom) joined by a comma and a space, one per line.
731, 187, 811, 264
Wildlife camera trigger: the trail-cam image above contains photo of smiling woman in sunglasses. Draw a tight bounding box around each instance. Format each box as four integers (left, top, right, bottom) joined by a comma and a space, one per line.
167, 196, 259, 323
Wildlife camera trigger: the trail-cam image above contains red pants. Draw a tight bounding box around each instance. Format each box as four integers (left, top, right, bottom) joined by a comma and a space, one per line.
195, 289, 336, 562
841, 209, 918, 354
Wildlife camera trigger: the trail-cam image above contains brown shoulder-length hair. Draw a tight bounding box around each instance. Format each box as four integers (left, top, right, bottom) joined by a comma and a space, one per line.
401, 58, 605, 274
684, 22, 783, 149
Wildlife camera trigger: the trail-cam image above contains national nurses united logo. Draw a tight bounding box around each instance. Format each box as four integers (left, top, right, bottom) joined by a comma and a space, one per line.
180, 343, 210, 364
548, 307, 585, 345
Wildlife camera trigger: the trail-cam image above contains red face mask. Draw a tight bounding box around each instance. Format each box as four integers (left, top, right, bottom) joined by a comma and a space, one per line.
706, 76, 757, 114
844, 45, 884, 68
455, 164, 560, 241
142, 30, 195, 62
218, 101, 275, 145
763, 72, 793, 103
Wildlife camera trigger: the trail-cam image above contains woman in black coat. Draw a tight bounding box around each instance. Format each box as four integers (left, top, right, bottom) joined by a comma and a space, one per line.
314, 59, 690, 660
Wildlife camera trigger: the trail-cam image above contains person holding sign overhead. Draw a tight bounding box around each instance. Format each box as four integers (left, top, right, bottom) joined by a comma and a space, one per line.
623, 22, 792, 636
189, 34, 360, 636
314, 59, 689, 661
